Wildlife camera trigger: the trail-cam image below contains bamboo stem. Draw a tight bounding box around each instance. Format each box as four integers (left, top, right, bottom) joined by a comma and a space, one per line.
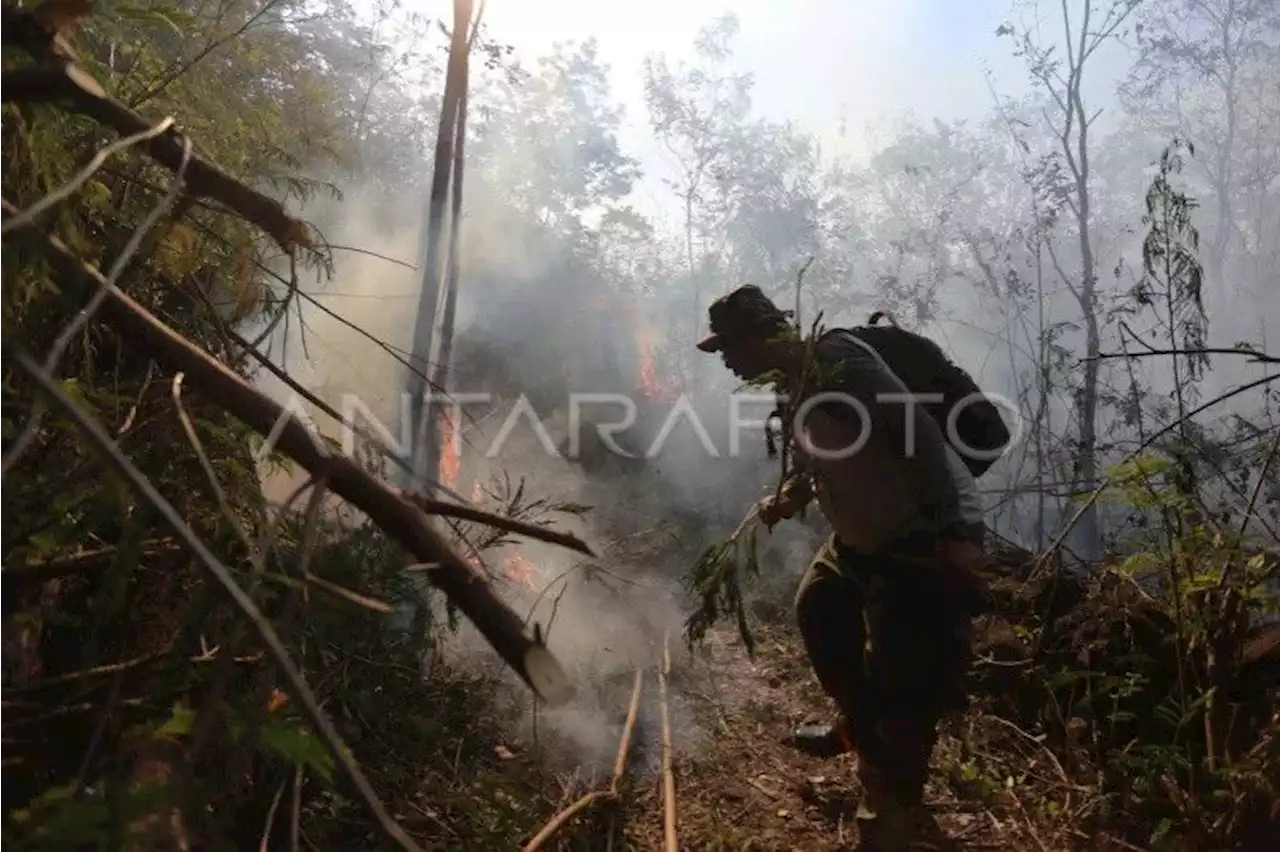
521, 790, 612, 852
612, 670, 644, 792
522, 668, 646, 852
659, 631, 678, 851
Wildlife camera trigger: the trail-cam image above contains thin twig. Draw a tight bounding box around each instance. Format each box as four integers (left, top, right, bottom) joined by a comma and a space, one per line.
521, 790, 613, 852
1090, 347, 1279, 366
303, 571, 393, 614
323, 244, 418, 270
984, 714, 1081, 790
402, 492, 592, 555
171, 371, 262, 570
3, 538, 182, 587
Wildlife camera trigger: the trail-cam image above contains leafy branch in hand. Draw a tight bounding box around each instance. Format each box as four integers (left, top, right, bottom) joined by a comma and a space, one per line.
683, 506, 764, 655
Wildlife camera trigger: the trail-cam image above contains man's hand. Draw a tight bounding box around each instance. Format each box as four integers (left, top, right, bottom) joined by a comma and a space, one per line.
757, 479, 812, 529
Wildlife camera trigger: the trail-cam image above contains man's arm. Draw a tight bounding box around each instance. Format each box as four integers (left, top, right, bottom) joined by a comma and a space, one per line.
757, 468, 814, 526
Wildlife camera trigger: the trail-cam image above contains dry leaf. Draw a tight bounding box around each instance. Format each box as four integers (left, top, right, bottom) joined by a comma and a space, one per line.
266, 689, 289, 714
33, 0, 94, 35
281, 217, 314, 251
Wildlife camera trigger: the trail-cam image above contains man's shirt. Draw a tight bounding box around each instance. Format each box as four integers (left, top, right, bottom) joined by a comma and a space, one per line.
789, 329, 983, 552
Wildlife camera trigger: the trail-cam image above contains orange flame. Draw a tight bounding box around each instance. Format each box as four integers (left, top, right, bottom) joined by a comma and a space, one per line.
438, 410, 460, 488
634, 326, 677, 401
502, 552, 536, 586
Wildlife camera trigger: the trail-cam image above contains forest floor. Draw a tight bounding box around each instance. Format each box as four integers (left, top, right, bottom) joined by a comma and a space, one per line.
474, 621, 1101, 852
614, 625, 1048, 852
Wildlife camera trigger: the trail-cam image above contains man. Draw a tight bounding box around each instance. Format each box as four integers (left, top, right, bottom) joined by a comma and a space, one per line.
696, 285, 988, 851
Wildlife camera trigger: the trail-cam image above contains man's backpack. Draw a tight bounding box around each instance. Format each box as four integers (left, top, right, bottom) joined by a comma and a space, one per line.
841, 312, 1011, 478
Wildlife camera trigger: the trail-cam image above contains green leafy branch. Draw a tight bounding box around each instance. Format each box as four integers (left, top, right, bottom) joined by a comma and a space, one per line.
683, 505, 764, 655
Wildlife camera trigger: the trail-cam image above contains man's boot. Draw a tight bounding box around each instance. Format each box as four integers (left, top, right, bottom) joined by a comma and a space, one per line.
791, 714, 856, 758
854, 761, 930, 851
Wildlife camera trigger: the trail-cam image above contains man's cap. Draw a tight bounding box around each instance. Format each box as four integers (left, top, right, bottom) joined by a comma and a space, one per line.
695, 285, 792, 353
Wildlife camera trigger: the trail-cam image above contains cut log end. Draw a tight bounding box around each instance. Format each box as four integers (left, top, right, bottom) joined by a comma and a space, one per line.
524, 645, 576, 707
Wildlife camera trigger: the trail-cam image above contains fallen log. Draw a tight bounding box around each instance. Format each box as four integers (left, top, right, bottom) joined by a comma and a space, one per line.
2, 199, 578, 708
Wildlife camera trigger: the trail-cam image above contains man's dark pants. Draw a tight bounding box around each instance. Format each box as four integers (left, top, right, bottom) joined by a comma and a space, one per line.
794, 530, 981, 804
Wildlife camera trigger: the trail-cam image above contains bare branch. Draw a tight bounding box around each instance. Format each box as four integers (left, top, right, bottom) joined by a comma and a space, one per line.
1090, 347, 1280, 365
323, 244, 418, 270
402, 492, 593, 555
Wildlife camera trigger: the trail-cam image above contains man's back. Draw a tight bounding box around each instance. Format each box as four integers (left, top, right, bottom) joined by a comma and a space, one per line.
792, 329, 983, 552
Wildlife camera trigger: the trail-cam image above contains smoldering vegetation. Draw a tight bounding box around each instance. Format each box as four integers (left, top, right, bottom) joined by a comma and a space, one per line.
4, 1, 1278, 849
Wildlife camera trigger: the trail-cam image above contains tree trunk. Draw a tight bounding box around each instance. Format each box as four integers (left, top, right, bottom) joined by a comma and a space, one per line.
407, 0, 474, 494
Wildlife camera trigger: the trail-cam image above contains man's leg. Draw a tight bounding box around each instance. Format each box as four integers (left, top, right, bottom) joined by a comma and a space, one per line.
791, 535, 873, 757
855, 554, 975, 849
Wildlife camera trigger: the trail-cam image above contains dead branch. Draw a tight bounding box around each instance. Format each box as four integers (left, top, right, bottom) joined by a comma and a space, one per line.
402, 492, 592, 555
1, 4, 311, 254
613, 669, 644, 792
3, 538, 182, 587
2, 198, 578, 708
323, 244, 418, 270
1090, 347, 1280, 365
521, 790, 613, 852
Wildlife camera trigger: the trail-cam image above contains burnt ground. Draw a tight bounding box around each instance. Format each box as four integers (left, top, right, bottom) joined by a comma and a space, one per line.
498, 620, 1113, 852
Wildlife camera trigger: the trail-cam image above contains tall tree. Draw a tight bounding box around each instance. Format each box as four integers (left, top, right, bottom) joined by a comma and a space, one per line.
470, 38, 641, 233
999, 0, 1144, 556
408, 0, 475, 493
1123, 0, 1280, 307
643, 12, 752, 371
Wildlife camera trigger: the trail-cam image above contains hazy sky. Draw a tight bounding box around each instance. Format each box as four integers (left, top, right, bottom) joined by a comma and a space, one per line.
485, 0, 1021, 130
398, 0, 1135, 224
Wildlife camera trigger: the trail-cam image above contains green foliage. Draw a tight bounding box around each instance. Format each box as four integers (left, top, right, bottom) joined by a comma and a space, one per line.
1132, 137, 1210, 383
684, 517, 763, 654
